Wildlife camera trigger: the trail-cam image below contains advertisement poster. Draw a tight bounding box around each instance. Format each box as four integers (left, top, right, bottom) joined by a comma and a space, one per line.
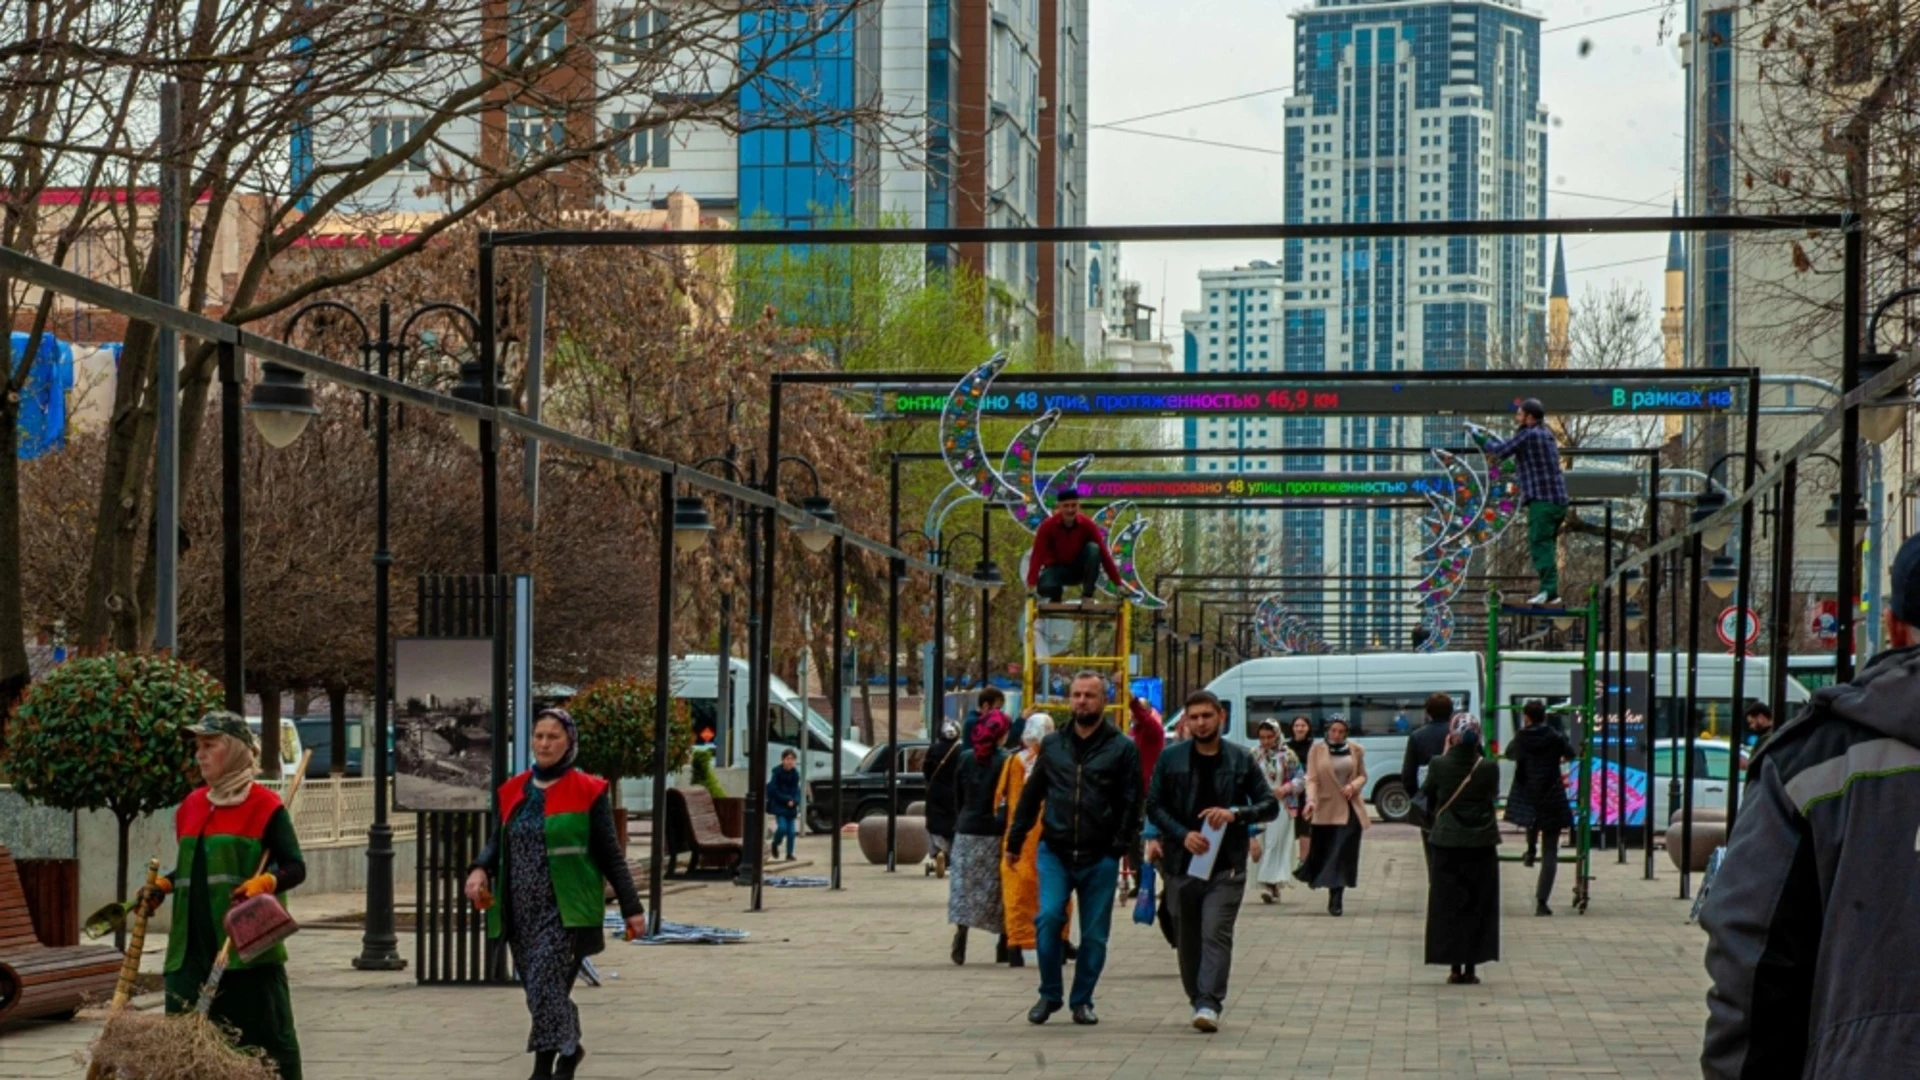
1574, 670, 1650, 828
394, 637, 496, 813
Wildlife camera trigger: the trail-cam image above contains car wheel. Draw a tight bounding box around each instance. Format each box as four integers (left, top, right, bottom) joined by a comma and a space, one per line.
806, 807, 835, 834
854, 801, 889, 822
1373, 779, 1412, 824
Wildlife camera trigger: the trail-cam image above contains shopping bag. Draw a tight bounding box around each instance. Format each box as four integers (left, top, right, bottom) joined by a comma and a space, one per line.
1132, 862, 1157, 925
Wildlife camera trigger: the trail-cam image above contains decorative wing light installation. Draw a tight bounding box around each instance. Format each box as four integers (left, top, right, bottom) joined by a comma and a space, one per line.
935, 357, 1165, 609
1406, 423, 1526, 652
940, 352, 1026, 505
933, 357, 1529, 647
1252, 593, 1331, 655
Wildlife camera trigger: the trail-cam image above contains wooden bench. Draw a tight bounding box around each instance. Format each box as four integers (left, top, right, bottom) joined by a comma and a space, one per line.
663, 787, 743, 876
0, 844, 121, 1026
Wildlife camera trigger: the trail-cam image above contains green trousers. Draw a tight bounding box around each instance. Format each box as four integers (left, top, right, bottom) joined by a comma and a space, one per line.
1526, 500, 1567, 597
165, 962, 302, 1080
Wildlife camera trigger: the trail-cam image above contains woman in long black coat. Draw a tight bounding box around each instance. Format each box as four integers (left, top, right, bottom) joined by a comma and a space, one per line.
1422, 713, 1501, 985
923, 720, 964, 876
1502, 699, 1576, 916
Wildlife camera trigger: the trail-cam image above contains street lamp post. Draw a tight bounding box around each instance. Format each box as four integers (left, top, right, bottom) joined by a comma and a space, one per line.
258, 298, 492, 972
739, 451, 834, 908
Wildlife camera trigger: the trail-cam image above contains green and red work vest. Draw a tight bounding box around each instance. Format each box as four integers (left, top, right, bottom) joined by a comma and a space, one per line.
166, 783, 289, 972
488, 769, 610, 939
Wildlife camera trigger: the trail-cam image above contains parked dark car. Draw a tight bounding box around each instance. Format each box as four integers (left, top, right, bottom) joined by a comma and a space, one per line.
295, 716, 362, 778
806, 740, 931, 833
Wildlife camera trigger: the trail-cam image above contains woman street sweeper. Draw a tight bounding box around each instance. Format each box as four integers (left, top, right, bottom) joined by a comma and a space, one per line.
136, 711, 306, 1079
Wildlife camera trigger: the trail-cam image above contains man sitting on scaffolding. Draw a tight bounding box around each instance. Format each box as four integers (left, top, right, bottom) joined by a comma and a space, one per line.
1026, 487, 1127, 604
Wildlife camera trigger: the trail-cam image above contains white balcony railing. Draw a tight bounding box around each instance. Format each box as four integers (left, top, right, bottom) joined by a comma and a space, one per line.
259, 777, 418, 848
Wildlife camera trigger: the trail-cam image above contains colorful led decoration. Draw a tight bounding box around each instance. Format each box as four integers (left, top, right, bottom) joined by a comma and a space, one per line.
939, 352, 1025, 505
999, 409, 1065, 529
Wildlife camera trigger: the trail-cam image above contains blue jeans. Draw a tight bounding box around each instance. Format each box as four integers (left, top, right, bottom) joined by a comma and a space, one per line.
1035, 844, 1119, 1008
771, 813, 797, 858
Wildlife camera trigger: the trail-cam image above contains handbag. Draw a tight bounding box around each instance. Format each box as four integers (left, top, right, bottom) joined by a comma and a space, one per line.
1410, 759, 1482, 831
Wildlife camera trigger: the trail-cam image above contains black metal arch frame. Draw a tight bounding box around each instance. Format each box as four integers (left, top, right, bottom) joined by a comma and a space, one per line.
475, 210, 1868, 908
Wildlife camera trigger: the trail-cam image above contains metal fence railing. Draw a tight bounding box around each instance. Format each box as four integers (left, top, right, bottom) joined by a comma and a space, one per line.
259, 776, 416, 848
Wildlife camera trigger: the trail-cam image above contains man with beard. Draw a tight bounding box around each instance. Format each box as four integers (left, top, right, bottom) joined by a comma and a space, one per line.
1145, 690, 1279, 1032
1007, 672, 1142, 1027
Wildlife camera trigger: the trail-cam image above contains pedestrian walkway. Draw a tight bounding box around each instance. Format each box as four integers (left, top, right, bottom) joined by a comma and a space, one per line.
1, 827, 1711, 1079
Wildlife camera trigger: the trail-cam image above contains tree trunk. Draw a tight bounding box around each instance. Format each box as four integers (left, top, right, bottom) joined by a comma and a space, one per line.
77, 315, 157, 650
0, 397, 27, 737
114, 812, 132, 952
327, 681, 349, 777
257, 677, 283, 780
858, 671, 878, 746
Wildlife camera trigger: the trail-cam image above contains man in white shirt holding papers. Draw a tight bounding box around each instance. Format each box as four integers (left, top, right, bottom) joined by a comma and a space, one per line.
1144, 690, 1281, 1033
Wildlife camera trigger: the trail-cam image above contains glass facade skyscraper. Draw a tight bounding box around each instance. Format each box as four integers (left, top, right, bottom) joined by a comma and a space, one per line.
1187, 0, 1548, 647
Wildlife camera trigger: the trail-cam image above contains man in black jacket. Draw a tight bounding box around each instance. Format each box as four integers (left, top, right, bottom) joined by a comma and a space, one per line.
1145, 690, 1279, 1033
1007, 671, 1142, 1027
1400, 693, 1454, 862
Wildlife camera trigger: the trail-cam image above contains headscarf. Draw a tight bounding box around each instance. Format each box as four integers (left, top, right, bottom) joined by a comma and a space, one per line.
1448, 711, 1483, 751
1020, 713, 1053, 770
533, 706, 579, 782
204, 735, 258, 808
971, 709, 1010, 763
1324, 713, 1352, 754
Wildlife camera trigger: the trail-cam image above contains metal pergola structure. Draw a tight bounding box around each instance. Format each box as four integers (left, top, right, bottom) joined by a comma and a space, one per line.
0, 243, 999, 953
19, 208, 1825, 918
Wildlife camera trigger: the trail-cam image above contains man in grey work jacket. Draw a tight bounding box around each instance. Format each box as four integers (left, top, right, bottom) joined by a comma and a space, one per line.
1700, 530, 1920, 1079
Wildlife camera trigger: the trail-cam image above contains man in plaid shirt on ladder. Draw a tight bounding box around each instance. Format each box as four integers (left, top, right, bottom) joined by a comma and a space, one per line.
1484, 398, 1569, 606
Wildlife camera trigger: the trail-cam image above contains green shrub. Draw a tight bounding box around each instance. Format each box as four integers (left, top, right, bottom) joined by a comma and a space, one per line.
566, 678, 693, 796
689, 748, 728, 799
5, 652, 224, 932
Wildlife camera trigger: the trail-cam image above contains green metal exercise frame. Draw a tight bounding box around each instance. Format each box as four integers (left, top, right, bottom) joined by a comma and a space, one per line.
1482, 586, 1598, 914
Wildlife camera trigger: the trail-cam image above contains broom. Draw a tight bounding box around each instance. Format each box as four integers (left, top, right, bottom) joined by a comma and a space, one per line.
82, 750, 314, 1080
81, 857, 159, 1080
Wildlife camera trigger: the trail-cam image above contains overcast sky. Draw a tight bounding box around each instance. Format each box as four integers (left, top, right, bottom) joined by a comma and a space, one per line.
1087, 0, 1685, 344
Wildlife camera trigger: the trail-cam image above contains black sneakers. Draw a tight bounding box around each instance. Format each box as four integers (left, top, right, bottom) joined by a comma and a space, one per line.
1072, 1004, 1099, 1026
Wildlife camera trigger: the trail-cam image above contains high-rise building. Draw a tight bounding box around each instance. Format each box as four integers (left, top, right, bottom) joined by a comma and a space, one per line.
1184, 0, 1549, 646
1682, 1, 1902, 654
308, 2, 1087, 346
949, 0, 1087, 346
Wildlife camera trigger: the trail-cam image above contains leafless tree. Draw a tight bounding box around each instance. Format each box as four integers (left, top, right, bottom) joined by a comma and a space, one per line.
0, 0, 913, 712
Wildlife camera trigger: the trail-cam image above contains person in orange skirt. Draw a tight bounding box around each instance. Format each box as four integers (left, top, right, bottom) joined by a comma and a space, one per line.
997, 714, 1060, 966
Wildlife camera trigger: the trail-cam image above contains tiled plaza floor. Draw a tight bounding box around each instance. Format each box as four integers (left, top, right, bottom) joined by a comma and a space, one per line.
1, 826, 1712, 1079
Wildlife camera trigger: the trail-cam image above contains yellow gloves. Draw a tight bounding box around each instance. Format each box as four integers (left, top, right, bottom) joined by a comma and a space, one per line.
230, 872, 277, 901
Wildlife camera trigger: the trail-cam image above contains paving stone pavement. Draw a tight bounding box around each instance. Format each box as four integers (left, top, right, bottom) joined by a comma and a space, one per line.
0, 826, 1713, 1079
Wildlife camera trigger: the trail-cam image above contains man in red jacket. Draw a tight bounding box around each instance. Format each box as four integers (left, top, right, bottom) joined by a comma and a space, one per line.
1026, 488, 1126, 602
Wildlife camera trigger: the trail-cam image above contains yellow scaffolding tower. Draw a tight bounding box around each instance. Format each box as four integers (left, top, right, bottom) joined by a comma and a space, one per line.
1023, 598, 1133, 719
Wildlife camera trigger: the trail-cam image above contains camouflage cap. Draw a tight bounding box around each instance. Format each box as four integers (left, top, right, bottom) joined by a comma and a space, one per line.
185, 710, 255, 747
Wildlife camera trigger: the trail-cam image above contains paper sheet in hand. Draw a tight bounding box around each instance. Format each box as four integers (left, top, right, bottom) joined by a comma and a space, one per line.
1186, 819, 1227, 879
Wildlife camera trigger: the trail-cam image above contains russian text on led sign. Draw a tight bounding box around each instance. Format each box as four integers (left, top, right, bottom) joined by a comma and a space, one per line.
879, 382, 1738, 418
1078, 472, 1639, 500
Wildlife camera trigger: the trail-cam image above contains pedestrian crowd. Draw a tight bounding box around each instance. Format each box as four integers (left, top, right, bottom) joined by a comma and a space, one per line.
895, 670, 1566, 1033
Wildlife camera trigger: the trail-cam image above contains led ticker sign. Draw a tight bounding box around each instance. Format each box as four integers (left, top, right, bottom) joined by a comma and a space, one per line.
1081, 471, 1639, 501
887, 388, 1342, 417
878, 381, 1738, 419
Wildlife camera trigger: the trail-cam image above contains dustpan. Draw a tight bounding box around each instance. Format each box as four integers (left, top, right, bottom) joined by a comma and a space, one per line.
225, 893, 298, 962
